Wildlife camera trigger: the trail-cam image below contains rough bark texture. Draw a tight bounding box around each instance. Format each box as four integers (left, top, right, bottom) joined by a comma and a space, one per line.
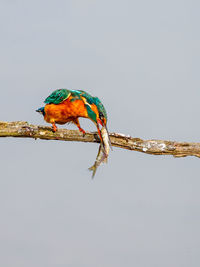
0, 121, 200, 158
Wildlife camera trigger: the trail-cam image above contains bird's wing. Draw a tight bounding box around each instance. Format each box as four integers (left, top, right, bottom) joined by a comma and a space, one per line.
69, 90, 94, 105
70, 91, 98, 122
44, 89, 71, 104
76, 90, 94, 105
78, 92, 107, 120
71, 90, 107, 121
77, 91, 106, 118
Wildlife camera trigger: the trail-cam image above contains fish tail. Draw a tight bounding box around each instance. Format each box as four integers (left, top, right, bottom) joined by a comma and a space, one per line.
88, 165, 97, 178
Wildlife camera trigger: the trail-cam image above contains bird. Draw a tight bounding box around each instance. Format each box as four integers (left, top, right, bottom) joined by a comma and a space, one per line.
36, 89, 110, 144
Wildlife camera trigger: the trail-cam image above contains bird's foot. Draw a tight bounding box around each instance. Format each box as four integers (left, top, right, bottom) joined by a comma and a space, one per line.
78, 127, 86, 137
52, 123, 57, 132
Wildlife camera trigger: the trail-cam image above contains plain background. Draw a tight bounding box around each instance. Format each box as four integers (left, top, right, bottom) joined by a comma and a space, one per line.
0, 1, 200, 266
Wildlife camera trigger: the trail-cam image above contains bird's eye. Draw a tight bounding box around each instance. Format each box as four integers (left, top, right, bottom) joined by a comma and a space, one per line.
99, 112, 104, 119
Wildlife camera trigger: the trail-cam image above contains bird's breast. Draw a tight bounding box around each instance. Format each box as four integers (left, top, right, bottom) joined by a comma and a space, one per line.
44, 98, 88, 124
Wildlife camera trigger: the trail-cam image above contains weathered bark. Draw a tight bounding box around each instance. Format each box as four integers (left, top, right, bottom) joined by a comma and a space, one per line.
0, 121, 200, 158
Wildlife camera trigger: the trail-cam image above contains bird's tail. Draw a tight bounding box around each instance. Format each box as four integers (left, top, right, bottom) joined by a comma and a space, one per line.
36, 107, 45, 116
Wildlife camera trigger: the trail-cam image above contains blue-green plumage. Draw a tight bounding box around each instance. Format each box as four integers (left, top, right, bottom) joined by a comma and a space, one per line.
85, 105, 97, 122
44, 89, 71, 104
43, 89, 107, 124
36, 107, 45, 116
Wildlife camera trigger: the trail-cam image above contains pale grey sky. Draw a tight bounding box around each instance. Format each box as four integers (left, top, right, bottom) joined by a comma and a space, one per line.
0, 0, 200, 266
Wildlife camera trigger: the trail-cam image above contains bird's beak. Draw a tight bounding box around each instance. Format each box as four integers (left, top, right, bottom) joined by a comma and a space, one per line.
97, 119, 103, 142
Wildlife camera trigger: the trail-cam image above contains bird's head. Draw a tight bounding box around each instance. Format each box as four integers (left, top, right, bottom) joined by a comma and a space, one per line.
36, 107, 45, 116
92, 97, 107, 126
97, 111, 107, 128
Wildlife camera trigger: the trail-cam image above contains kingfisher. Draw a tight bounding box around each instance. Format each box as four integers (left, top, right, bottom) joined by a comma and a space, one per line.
36, 89, 110, 144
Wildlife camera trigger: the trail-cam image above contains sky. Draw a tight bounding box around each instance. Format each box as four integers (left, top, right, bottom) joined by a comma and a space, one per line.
0, 0, 200, 266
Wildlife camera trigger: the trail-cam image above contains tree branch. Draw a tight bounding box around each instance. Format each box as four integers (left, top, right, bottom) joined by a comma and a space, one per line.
0, 121, 200, 158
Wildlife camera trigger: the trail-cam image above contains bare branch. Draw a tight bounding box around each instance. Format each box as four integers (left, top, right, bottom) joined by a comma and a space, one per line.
0, 121, 200, 158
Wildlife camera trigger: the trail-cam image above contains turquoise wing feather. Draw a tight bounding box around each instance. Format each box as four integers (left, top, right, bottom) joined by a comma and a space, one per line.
81, 92, 107, 120
44, 89, 71, 104
77, 90, 94, 104
72, 90, 107, 121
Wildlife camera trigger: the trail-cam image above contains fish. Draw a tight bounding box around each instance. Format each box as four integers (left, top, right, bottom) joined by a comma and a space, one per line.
101, 126, 111, 157
89, 126, 111, 178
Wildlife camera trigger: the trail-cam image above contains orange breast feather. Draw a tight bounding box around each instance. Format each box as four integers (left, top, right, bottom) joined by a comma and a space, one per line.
44, 97, 88, 124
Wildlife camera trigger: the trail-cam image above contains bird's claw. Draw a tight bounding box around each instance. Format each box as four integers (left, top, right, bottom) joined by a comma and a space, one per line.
78, 127, 86, 137
52, 123, 57, 132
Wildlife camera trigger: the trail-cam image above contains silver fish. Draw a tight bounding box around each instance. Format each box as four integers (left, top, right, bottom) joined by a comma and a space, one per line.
101, 126, 110, 158
89, 126, 111, 178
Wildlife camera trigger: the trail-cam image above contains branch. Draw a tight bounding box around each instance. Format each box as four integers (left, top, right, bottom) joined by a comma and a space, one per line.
0, 121, 200, 158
